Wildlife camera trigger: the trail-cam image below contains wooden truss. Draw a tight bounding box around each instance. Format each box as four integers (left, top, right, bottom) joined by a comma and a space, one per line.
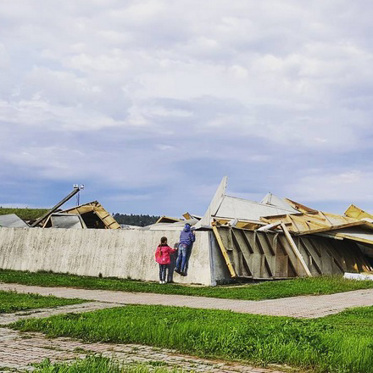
212, 225, 372, 280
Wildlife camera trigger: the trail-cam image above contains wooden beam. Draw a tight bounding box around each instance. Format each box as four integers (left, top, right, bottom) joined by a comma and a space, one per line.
212, 226, 236, 278
280, 223, 313, 277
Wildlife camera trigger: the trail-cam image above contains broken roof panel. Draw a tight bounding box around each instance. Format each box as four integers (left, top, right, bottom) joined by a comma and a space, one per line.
197, 176, 228, 227
345, 204, 373, 221
0, 214, 29, 228
144, 218, 198, 231
261, 193, 299, 212
260, 211, 369, 235
322, 227, 373, 246
215, 195, 299, 222
62, 201, 120, 229
182, 212, 201, 220
43, 213, 86, 229
156, 216, 183, 224
196, 177, 299, 228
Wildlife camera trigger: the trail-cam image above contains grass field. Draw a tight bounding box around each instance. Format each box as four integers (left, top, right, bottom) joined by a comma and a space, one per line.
0, 207, 48, 221
33, 356, 179, 373
1, 269, 373, 300
0, 290, 85, 313
12, 304, 373, 373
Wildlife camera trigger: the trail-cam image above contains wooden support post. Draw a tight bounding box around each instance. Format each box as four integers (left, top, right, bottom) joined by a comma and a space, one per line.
212, 226, 236, 278
280, 223, 313, 277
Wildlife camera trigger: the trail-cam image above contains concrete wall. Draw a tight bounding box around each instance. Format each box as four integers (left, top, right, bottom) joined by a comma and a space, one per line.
0, 227, 213, 285
208, 231, 232, 285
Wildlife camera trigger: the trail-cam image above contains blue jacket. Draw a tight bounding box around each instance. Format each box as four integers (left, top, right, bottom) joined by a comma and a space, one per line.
179, 225, 195, 246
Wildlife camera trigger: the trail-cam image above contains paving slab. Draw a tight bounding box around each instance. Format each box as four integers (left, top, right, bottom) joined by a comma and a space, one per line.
0, 327, 286, 372
1, 283, 373, 318
0, 301, 120, 326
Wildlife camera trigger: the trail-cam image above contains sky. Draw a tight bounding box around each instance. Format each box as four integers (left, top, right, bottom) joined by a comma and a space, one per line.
1, 0, 373, 217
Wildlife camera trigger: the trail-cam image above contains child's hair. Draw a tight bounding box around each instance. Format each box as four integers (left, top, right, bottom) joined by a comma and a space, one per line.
160, 236, 167, 245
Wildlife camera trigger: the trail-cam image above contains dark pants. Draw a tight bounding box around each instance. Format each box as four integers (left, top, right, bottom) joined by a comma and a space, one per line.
184, 243, 193, 275
159, 264, 168, 282
168, 253, 177, 282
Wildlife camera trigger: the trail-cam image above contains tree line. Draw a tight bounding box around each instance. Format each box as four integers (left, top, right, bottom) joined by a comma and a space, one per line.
112, 213, 160, 227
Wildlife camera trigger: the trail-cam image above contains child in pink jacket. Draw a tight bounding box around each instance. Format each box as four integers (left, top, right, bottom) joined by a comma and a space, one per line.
155, 236, 177, 284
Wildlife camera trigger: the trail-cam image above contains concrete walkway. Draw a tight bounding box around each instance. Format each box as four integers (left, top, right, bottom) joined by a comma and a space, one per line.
0, 326, 286, 372
1, 282, 373, 318
0, 301, 120, 326
0, 296, 288, 373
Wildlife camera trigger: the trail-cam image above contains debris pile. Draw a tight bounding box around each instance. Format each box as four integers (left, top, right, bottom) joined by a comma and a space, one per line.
149, 177, 373, 280
1, 178, 373, 281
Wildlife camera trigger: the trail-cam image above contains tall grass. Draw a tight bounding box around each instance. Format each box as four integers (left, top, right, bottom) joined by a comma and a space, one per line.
13, 305, 373, 373
1, 269, 373, 300
0, 290, 85, 313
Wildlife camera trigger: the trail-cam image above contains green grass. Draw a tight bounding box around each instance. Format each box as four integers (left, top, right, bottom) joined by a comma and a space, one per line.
0, 290, 86, 313
12, 305, 373, 373
33, 355, 181, 372
1, 269, 373, 300
0, 207, 48, 221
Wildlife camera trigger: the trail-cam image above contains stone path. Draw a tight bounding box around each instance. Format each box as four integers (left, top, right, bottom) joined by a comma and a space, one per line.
0, 327, 285, 372
0, 301, 119, 326
1, 283, 373, 372
1, 283, 373, 318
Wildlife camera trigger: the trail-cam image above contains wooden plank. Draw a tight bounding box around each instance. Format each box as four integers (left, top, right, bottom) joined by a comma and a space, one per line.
284, 198, 318, 214
281, 223, 313, 277
212, 226, 236, 278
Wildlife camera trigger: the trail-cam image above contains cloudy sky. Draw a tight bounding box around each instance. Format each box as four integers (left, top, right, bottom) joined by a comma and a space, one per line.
1, 1, 373, 217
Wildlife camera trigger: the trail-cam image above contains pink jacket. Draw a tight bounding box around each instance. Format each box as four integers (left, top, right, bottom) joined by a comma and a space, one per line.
155, 245, 177, 265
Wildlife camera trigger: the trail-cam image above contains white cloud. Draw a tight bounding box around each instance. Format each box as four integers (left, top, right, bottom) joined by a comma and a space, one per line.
291, 170, 373, 204
1, 0, 373, 214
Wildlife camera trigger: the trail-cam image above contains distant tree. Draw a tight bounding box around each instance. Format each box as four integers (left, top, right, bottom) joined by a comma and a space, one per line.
112, 213, 160, 227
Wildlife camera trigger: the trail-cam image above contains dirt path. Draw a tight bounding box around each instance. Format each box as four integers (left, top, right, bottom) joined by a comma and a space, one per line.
1, 282, 373, 318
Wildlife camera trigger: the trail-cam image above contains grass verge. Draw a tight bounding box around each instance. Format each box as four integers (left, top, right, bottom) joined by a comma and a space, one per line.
0, 290, 85, 313
12, 304, 373, 373
33, 355, 180, 372
1, 269, 373, 300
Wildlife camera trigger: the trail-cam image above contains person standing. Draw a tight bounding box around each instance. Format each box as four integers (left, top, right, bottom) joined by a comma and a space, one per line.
175, 223, 195, 276
155, 236, 177, 284
167, 243, 178, 283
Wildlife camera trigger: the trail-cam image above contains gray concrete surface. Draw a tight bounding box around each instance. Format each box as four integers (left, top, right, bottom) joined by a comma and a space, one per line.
1, 283, 373, 318
0, 227, 213, 285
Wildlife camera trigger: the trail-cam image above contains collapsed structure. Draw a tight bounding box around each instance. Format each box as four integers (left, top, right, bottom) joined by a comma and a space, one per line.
0, 178, 372, 285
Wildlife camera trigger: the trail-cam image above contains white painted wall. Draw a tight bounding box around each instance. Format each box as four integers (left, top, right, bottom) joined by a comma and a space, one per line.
0, 227, 213, 285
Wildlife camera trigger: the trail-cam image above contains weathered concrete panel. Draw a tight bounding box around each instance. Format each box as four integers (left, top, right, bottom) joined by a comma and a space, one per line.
0, 228, 212, 285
